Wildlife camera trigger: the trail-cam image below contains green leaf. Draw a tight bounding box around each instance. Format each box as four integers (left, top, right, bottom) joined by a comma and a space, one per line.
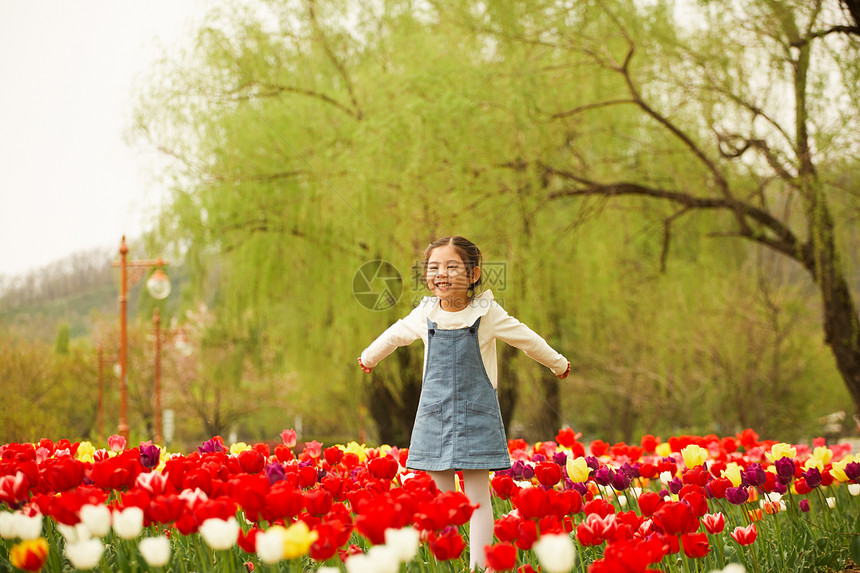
849, 535, 860, 569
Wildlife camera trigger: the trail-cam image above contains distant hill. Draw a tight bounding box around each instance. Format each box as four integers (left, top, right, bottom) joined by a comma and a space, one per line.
0, 243, 182, 343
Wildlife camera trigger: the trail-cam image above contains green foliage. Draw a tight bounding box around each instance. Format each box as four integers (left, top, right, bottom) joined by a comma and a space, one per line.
116, 0, 859, 446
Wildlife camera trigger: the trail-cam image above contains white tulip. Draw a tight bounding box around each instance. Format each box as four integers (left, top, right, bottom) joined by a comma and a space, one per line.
826, 496, 836, 509
256, 526, 286, 564
0, 512, 15, 538
57, 521, 92, 543
384, 527, 419, 562
80, 504, 112, 538
199, 517, 239, 551
65, 538, 105, 569
139, 536, 172, 567
367, 544, 399, 573
534, 533, 577, 573
708, 564, 747, 573
848, 483, 860, 496
345, 553, 376, 573
12, 512, 43, 540
112, 507, 144, 540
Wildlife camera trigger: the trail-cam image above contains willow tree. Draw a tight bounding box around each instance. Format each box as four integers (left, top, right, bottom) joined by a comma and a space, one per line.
135, 0, 854, 443
429, 0, 860, 422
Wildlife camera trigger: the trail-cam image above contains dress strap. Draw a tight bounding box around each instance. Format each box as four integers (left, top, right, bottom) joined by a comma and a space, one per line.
469, 316, 481, 333
427, 318, 437, 334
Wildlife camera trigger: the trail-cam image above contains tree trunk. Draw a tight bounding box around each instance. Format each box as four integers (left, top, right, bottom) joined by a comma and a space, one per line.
497, 344, 519, 432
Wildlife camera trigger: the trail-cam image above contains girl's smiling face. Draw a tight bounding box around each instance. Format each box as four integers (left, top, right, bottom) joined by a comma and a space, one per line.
425, 243, 481, 311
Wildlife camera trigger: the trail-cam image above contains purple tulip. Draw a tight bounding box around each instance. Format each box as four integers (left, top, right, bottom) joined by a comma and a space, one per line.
571, 482, 588, 496
553, 452, 568, 466
726, 486, 749, 505
593, 467, 614, 487
611, 470, 631, 491
265, 462, 285, 485
669, 476, 683, 495
799, 499, 810, 512
139, 442, 160, 469
845, 461, 860, 482
509, 460, 526, 480
774, 457, 795, 482
616, 463, 636, 479
773, 480, 787, 495
803, 467, 822, 489
522, 464, 535, 480
198, 438, 225, 454
585, 456, 600, 471
743, 463, 767, 487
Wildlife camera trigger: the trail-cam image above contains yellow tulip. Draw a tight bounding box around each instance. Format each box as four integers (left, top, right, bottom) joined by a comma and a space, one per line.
282, 521, 318, 559
75, 441, 96, 463
229, 442, 251, 454
803, 458, 824, 473
566, 456, 590, 483
655, 443, 672, 458
681, 445, 708, 469
811, 446, 833, 466
766, 443, 796, 463
344, 441, 368, 462
830, 460, 849, 482
722, 463, 742, 487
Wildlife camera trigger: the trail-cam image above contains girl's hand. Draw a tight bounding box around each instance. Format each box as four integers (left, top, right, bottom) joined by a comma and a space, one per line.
358, 357, 373, 373
558, 362, 570, 379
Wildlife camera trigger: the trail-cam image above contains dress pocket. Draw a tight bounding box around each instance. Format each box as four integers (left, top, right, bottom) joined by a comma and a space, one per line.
409, 401, 443, 457
465, 400, 506, 456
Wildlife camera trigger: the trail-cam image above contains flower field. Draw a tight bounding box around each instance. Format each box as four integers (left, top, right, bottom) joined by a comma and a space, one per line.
1, 428, 859, 572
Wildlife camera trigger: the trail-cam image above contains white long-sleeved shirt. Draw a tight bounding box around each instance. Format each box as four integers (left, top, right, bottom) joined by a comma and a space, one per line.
360, 290, 568, 388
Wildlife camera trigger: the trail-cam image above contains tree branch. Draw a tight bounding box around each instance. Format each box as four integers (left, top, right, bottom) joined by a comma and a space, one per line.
543, 170, 804, 261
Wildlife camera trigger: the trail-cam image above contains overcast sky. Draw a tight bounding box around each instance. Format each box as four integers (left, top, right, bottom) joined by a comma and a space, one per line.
0, 1, 208, 277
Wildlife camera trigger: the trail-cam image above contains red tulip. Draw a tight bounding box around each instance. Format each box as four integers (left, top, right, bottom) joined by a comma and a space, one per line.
701, 512, 725, 535
0, 471, 30, 506
231, 474, 270, 512
494, 513, 521, 543
485, 542, 517, 571
355, 492, 409, 544
652, 501, 698, 535
730, 523, 757, 546
367, 455, 399, 481
637, 491, 663, 517
514, 487, 551, 520
261, 481, 304, 521
576, 512, 617, 546
534, 461, 562, 487
491, 473, 519, 500
323, 446, 343, 466
238, 526, 261, 553
149, 494, 187, 524
428, 528, 466, 560
303, 488, 333, 517
238, 449, 265, 474
681, 532, 710, 558
9, 539, 48, 572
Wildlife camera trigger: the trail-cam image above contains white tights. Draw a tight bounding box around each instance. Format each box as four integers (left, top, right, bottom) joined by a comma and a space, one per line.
427, 469, 493, 570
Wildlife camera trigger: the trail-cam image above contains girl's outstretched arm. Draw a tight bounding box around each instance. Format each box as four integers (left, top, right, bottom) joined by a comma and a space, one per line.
491, 304, 570, 377
359, 304, 426, 370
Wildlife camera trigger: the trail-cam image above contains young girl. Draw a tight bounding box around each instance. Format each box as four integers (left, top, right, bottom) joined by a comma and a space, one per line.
358, 236, 570, 570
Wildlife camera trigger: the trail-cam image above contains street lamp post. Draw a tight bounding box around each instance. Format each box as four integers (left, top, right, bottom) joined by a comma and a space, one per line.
111, 235, 171, 441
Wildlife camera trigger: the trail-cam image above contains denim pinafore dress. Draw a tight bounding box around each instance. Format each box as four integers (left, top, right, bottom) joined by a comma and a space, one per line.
405, 317, 511, 471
